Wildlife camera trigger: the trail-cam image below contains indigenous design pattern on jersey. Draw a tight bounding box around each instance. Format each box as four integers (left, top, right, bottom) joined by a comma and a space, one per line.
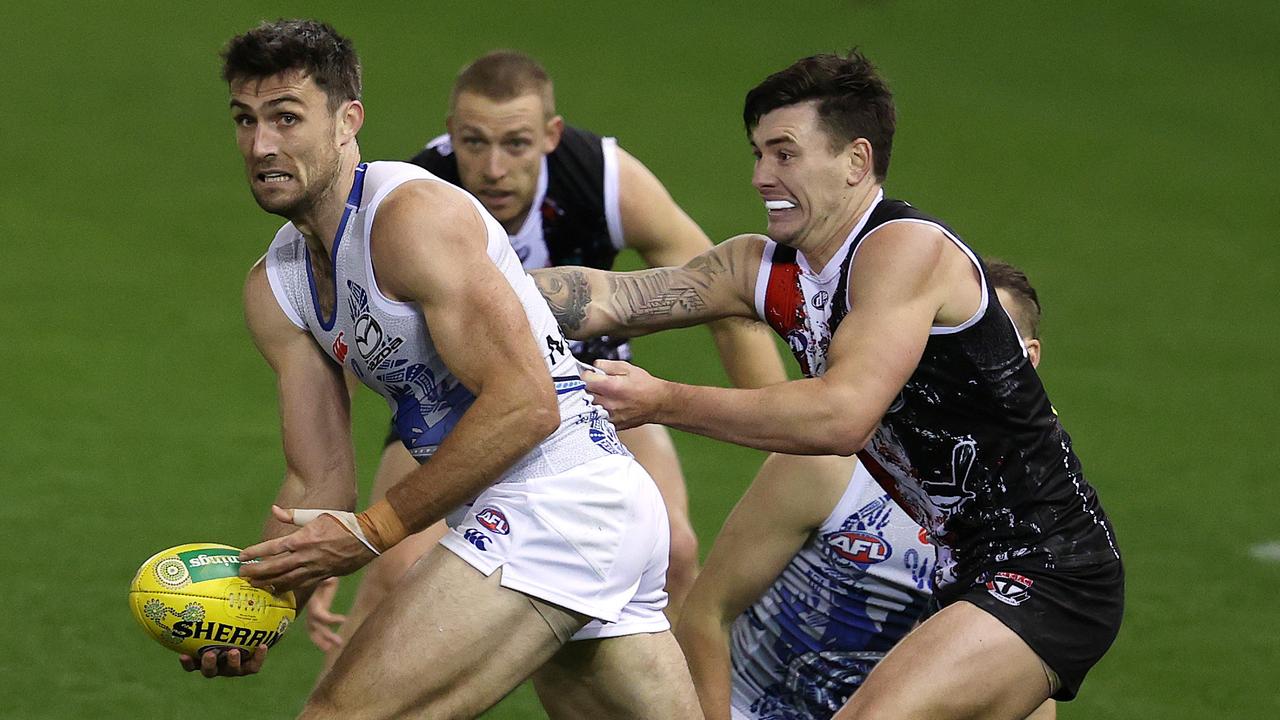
754, 194, 1119, 596
263, 161, 618, 466
410, 125, 630, 364
344, 278, 476, 448
730, 466, 932, 719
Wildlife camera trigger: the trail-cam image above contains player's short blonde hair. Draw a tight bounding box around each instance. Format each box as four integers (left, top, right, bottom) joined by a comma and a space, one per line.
450, 50, 555, 118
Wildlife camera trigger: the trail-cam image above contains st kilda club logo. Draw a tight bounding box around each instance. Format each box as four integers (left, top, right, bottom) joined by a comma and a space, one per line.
985, 571, 1034, 606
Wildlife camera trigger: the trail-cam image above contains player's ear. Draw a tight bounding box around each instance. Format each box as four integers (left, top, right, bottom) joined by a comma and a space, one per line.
544, 114, 564, 153
846, 137, 873, 186
339, 100, 364, 143
1026, 338, 1042, 369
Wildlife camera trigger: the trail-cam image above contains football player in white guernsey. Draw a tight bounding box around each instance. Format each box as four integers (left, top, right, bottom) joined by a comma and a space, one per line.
534, 52, 1123, 719
191, 20, 700, 719
675, 262, 1054, 720
304, 50, 787, 665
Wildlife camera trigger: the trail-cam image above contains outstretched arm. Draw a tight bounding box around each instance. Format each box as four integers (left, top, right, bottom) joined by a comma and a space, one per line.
242, 261, 361, 600
677, 454, 854, 719
532, 234, 763, 341
586, 222, 977, 455
615, 147, 786, 388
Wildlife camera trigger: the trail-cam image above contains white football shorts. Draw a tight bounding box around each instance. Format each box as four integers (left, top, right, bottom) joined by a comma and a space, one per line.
439, 453, 671, 640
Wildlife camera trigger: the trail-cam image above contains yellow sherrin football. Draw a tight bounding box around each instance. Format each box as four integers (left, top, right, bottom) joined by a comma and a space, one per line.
129, 543, 295, 657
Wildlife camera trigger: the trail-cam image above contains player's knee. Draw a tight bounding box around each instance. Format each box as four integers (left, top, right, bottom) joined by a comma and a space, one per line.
839, 684, 907, 720
667, 519, 700, 583
841, 670, 949, 720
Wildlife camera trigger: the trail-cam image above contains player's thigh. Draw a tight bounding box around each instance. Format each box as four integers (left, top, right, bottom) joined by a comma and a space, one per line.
532, 630, 701, 720
356, 442, 444, 597
357, 522, 445, 598
302, 545, 578, 720
835, 600, 1052, 720
369, 440, 419, 502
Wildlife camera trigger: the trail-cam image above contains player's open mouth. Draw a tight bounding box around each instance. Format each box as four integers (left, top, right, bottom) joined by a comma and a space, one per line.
257, 171, 293, 184
765, 199, 796, 212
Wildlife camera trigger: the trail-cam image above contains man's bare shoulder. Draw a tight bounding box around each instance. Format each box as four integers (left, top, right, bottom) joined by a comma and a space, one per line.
856, 220, 952, 267
723, 232, 771, 251
376, 179, 479, 234
243, 257, 274, 316
242, 256, 311, 363
700, 234, 770, 292
370, 179, 489, 300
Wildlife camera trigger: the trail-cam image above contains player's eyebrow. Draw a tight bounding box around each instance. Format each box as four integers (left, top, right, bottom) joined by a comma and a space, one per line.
750, 133, 797, 151
229, 95, 306, 110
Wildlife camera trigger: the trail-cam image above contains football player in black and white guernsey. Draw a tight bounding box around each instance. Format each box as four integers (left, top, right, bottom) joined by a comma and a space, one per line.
198, 20, 700, 718
304, 50, 786, 662
533, 52, 1123, 719
676, 260, 1056, 720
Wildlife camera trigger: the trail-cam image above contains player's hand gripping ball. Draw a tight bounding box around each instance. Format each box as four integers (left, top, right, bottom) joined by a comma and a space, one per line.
129, 543, 295, 658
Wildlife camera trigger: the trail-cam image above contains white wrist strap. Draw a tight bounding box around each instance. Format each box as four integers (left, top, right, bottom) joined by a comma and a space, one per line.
292, 508, 382, 556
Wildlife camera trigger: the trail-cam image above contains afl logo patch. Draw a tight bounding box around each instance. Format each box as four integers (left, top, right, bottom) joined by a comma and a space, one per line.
986, 571, 1034, 606
826, 531, 892, 564
476, 507, 510, 535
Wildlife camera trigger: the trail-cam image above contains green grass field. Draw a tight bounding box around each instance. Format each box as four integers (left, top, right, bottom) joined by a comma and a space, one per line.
3, 1, 1277, 717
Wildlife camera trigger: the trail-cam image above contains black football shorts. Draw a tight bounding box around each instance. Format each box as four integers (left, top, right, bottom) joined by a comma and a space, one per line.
945, 557, 1124, 701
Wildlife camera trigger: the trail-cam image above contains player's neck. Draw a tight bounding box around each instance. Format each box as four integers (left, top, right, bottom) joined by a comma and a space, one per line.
798, 183, 881, 274
498, 207, 531, 236
295, 147, 363, 259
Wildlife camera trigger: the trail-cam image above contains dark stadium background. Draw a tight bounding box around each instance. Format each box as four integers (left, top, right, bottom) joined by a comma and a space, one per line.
4, 2, 1276, 718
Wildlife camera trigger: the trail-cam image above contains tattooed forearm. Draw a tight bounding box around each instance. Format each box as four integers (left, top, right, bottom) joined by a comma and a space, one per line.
610, 270, 707, 322
535, 269, 592, 332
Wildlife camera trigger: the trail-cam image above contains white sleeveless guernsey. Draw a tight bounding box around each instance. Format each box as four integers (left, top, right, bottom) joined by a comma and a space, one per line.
729, 465, 933, 720
263, 161, 627, 477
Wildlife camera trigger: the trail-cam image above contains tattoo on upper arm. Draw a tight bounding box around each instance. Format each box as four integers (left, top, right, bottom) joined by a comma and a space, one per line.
685, 251, 733, 290
610, 270, 707, 322
536, 270, 591, 332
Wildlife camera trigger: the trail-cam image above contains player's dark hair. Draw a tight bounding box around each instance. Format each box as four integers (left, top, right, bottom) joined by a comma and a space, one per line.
744, 50, 896, 181
451, 50, 556, 118
987, 258, 1042, 339
221, 19, 362, 112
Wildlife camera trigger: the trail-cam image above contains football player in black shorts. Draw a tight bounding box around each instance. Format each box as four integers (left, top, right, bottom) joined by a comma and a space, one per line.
304, 50, 787, 669
533, 51, 1123, 719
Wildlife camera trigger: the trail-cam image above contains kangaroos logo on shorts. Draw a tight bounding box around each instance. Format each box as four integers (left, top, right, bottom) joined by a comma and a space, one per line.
826, 531, 892, 565
476, 507, 510, 535
986, 571, 1034, 606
